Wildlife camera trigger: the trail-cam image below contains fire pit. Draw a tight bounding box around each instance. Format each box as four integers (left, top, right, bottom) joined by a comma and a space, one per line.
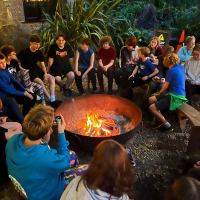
55, 94, 142, 151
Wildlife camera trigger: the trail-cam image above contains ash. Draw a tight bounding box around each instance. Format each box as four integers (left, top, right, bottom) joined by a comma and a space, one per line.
65, 110, 134, 135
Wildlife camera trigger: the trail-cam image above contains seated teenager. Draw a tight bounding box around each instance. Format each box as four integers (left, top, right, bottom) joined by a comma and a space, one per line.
164, 176, 200, 200
177, 36, 196, 62
0, 98, 22, 185
60, 140, 134, 200
0, 97, 24, 125
115, 37, 139, 92
184, 44, 200, 105
6, 105, 88, 200
149, 45, 175, 95
97, 36, 117, 94
124, 47, 159, 100
17, 34, 62, 109
48, 33, 75, 97
75, 38, 97, 95
1, 45, 45, 105
149, 53, 187, 132
147, 37, 162, 61
0, 53, 36, 116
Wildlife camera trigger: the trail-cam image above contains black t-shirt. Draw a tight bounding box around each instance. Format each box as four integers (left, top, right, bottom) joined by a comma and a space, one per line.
6, 59, 20, 76
17, 48, 45, 69
48, 43, 74, 68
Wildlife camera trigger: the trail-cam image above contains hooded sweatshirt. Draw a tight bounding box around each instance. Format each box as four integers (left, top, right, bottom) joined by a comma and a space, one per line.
184, 56, 200, 85
60, 176, 130, 200
0, 68, 26, 97
6, 133, 71, 200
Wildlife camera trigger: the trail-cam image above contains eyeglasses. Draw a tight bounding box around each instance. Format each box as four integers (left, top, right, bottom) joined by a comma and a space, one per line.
9, 53, 16, 56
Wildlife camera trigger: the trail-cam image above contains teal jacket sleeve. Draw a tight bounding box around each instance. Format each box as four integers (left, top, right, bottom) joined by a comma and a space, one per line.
48, 133, 71, 174
177, 47, 190, 62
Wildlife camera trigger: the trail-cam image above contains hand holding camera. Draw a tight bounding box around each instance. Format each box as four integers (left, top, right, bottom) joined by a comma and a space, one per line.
56, 114, 66, 134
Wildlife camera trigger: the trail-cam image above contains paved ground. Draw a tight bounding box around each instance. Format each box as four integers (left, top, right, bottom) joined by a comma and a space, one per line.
0, 76, 196, 200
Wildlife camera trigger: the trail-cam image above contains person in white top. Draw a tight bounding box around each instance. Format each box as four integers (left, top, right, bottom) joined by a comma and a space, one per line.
184, 44, 200, 105
60, 140, 134, 200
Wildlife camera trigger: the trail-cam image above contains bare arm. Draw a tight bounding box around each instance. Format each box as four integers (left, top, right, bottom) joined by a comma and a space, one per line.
40, 62, 47, 74
15, 57, 25, 71
75, 50, 79, 74
104, 60, 114, 69
48, 57, 54, 73
148, 68, 159, 78
160, 82, 170, 93
131, 65, 139, 76
69, 58, 74, 70
98, 59, 104, 68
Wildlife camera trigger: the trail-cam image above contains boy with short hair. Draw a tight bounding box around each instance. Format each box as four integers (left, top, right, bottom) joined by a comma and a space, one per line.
17, 34, 62, 108
0, 53, 36, 116
75, 38, 97, 95
48, 33, 75, 97
125, 47, 159, 100
6, 105, 87, 200
149, 53, 187, 132
184, 44, 200, 105
1, 45, 45, 105
97, 36, 116, 94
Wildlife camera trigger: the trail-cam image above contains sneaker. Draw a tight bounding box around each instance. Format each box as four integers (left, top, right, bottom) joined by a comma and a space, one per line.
158, 124, 174, 133
64, 89, 72, 97
151, 122, 163, 130
36, 95, 41, 101
50, 100, 62, 109
93, 90, 98, 94
126, 148, 136, 167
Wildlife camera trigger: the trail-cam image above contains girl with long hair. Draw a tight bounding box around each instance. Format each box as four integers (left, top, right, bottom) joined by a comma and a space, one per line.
60, 140, 135, 200
148, 37, 163, 61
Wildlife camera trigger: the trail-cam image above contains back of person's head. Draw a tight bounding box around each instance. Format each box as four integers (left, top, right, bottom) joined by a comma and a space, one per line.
138, 47, 150, 57
0, 45, 15, 58
164, 176, 200, 200
81, 37, 91, 46
126, 36, 137, 47
163, 53, 180, 67
193, 43, 200, 52
55, 33, 66, 41
23, 105, 54, 141
99, 36, 112, 47
0, 53, 5, 60
185, 36, 196, 44
77, 140, 134, 198
162, 46, 174, 57
29, 34, 41, 43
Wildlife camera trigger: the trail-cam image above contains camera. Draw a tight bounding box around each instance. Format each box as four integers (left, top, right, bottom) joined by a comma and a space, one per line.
53, 116, 61, 123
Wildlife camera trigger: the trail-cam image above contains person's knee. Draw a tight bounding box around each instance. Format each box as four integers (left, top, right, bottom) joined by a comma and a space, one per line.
149, 96, 156, 105
67, 71, 75, 80
149, 104, 156, 112
48, 75, 55, 83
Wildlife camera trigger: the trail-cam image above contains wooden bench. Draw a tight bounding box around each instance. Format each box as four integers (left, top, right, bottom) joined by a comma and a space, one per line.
177, 103, 200, 155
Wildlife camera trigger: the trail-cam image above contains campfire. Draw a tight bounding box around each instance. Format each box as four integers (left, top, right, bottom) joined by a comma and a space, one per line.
77, 112, 121, 137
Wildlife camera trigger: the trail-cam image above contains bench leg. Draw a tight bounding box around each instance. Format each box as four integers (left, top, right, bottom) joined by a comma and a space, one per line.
177, 109, 188, 133
186, 126, 200, 155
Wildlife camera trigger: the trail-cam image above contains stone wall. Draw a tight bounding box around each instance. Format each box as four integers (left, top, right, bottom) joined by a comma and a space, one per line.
0, 0, 44, 53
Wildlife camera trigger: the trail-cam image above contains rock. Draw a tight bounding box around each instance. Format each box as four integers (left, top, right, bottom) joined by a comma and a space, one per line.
137, 4, 158, 30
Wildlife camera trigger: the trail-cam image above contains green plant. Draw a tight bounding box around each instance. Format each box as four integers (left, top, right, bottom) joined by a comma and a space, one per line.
38, 0, 122, 56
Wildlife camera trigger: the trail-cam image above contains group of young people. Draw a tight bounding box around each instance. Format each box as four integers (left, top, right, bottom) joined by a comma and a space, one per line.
1, 33, 200, 200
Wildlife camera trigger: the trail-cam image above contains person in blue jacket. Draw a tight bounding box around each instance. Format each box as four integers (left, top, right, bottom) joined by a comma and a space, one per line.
5, 105, 88, 200
0, 53, 36, 116
177, 36, 196, 62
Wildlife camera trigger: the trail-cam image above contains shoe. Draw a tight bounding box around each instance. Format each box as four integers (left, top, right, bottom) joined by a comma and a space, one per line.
151, 121, 163, 130
158, 124, 174, 133
64, 89, 72, 97
50, 100, 63, 109
126, 148, 136, 167
93, 90, 98, 94
36, 95, 41, 101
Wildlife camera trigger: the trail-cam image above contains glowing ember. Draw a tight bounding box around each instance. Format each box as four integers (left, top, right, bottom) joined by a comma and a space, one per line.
77, 112, 120, 137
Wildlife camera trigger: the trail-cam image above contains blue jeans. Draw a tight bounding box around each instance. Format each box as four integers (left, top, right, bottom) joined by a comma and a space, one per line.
0, 97, 24, 124
149, 81, 165, 95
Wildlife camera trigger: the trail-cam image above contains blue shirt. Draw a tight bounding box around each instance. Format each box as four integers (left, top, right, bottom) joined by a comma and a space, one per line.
165, 64, 186, 96
137, 58, 156, 76
78, 46, 95, 69
6, 133, 71, 200
177, 46, 193, 62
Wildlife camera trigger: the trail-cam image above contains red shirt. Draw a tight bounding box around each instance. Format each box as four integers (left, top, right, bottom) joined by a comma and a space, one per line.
97, 46, 116, 66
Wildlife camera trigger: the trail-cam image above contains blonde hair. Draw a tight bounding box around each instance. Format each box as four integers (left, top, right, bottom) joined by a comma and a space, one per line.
138, 47, 150, 57
23, 105, 54, 140
99, 36, 112, 47
148, 37, 161, 49
163, 53, 180, 67
185, 36, 196, 44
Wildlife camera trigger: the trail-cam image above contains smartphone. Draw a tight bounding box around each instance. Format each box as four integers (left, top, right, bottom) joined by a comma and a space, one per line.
53, 116, 61, 123
154, 77, 160, 80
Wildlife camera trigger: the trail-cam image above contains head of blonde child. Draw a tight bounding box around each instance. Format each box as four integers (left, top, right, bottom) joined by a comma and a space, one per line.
163, 53, 180, 68
138, 47, 150, 59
